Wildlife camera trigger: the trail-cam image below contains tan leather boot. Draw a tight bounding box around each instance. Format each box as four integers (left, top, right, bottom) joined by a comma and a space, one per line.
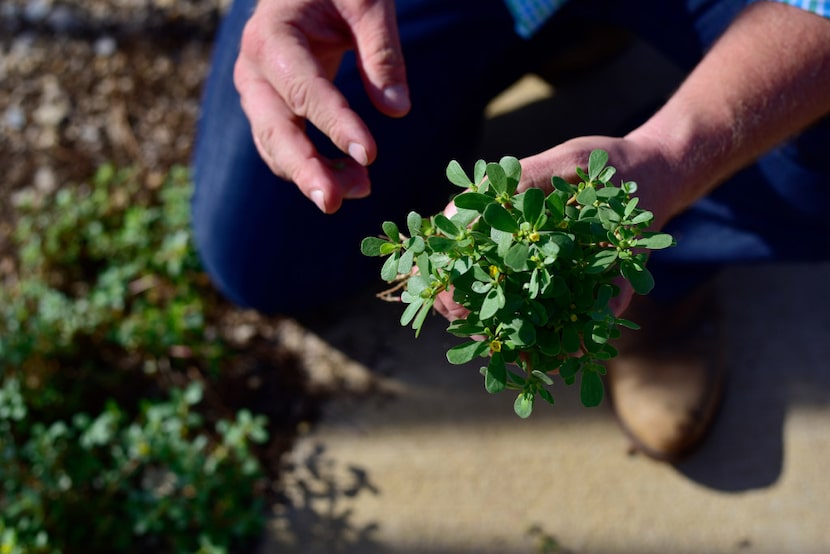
607, 284, 725, 462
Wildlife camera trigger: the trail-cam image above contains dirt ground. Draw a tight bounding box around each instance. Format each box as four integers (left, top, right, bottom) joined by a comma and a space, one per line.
1, 0, 226, 269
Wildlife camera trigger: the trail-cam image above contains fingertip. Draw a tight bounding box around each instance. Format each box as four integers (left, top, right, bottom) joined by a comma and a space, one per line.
309, 189, 327, 212
382, 84, 411, 116
348, 142, 369, 166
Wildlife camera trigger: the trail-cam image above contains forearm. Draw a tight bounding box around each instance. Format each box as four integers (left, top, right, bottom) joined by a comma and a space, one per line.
627, 1, 830, 219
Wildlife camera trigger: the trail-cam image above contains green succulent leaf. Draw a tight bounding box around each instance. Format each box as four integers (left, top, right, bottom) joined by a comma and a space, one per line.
454, 192, 494, 212
635, 233, 675, 249
486, 162, 508, 195
576, 186, 597, 206
518, 187, 545, 224
514, 392, 534, 419
381, 252, 400, 281
505, 242, 530, 272
483, 203, 520, 234
382, 221, 400, 241
588, 149, 609, 181
446, 160, 473, 188
446, 340, 490, 365
621, 259, 655, 295
485, 352, 507, 393
360, 236, 387, 257
433, 214, 461, 238
580, 368, 605, 407
407, 211, 423, 237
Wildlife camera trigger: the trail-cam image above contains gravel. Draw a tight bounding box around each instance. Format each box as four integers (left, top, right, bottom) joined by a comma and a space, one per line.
1, 0, 231, 275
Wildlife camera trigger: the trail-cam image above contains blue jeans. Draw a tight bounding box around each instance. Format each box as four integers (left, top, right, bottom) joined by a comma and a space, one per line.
193, 0, 830, 315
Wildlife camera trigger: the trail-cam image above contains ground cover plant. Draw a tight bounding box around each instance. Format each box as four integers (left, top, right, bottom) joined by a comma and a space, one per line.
362, 150, 674, 417
0, 166, 298, 554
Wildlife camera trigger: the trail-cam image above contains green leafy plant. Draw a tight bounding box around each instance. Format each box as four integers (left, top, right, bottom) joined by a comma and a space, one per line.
0, 165, 273, 553
362, 150, 674, 417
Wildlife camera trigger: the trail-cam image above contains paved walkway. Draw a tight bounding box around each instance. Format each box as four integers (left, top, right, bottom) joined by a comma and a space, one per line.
258, 40, 830, 554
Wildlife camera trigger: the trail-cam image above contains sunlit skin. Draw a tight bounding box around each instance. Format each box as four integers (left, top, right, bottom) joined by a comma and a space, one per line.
235, 0, 830, 315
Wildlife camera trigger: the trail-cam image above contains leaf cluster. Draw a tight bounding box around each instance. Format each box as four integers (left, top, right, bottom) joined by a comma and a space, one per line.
0, 165, 271, 553
362, 150, 674, 418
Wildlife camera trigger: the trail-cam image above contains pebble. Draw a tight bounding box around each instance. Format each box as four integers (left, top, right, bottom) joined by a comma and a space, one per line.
93, 36, 117, 57
2, 106, 26, 131
22, 0, 51, 24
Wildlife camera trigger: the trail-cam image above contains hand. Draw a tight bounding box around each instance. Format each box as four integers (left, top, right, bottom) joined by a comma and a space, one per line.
234, 0, 411, 213
518, 135, 681, 316
433, 134, 680, 320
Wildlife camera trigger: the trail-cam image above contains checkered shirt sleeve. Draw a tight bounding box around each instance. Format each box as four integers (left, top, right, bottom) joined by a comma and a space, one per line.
504, 0, 829, 39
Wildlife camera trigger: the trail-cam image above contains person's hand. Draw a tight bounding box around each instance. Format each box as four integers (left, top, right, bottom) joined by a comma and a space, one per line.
433, 134, 681, 320
234, 0, 411, 213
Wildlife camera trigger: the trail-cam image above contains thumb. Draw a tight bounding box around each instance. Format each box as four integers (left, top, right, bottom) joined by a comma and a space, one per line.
349, 2, 411, 117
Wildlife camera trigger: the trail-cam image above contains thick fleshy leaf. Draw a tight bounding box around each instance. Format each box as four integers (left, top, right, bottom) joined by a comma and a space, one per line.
486, 163, 508, 195
551, 176, 576, 194
588, 149, 609, 181
412, 298, 434, 337
532, 369, 554, 386
485, 352, 507, 393
407, 211, 423, 236
630, 210, 654, 225
499, 156, 522, 195
545, 191, 565, 220
483, 203, 519, 234
406, 235, 425, 254
406, 274, 431, 296
635, 233, 674, 249
397, 247, 415, 275
381, 253, 400, 281
621, 259, 655, 295
446, 340, 490, 365
506, 316, 536, 348
360, 236, 387, 256
585, 249, 618, 273
434, 214, 461, 238
536, 327, 560, 356
505, 242, 529, 272
400, 297, 423, 326
382, 221, 399, 241
519, 187, 544, 224
480, 286, 504, 320
446, 160, 473, 188
623, 196, 639, 218
576, 186, 597, 206
446, 318, 488, 337
597, 165, 616, 183
427, 236, 456, 252
514, 392, 534, 419
474, 159, 487, 184
453, 192, 493, 213
580, 369, 604, 407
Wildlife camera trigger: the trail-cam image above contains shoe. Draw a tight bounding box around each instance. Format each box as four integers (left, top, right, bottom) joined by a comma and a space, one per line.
607, 283, 726, 462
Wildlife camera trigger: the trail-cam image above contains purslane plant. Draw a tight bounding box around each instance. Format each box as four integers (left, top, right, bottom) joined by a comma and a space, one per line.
361, 150, 674, 418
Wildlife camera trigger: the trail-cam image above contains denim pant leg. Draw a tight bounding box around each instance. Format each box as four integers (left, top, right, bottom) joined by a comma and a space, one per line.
192, 0, 532, 316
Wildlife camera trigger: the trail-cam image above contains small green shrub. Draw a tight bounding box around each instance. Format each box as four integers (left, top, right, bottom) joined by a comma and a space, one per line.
0, 166, 270, 553
362, 150, 674, 417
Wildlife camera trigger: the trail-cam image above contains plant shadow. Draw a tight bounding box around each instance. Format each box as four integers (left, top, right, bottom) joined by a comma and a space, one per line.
261, 442, 384, 554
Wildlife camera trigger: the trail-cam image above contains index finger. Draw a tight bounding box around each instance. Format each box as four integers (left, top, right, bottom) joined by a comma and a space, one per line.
240, 19, 378, 168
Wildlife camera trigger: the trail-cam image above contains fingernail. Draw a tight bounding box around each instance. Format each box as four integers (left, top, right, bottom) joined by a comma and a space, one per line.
383, 84, 410, 112
348, 142, 368, 166
310, 189, 326, 213
345, 181, 371, 199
